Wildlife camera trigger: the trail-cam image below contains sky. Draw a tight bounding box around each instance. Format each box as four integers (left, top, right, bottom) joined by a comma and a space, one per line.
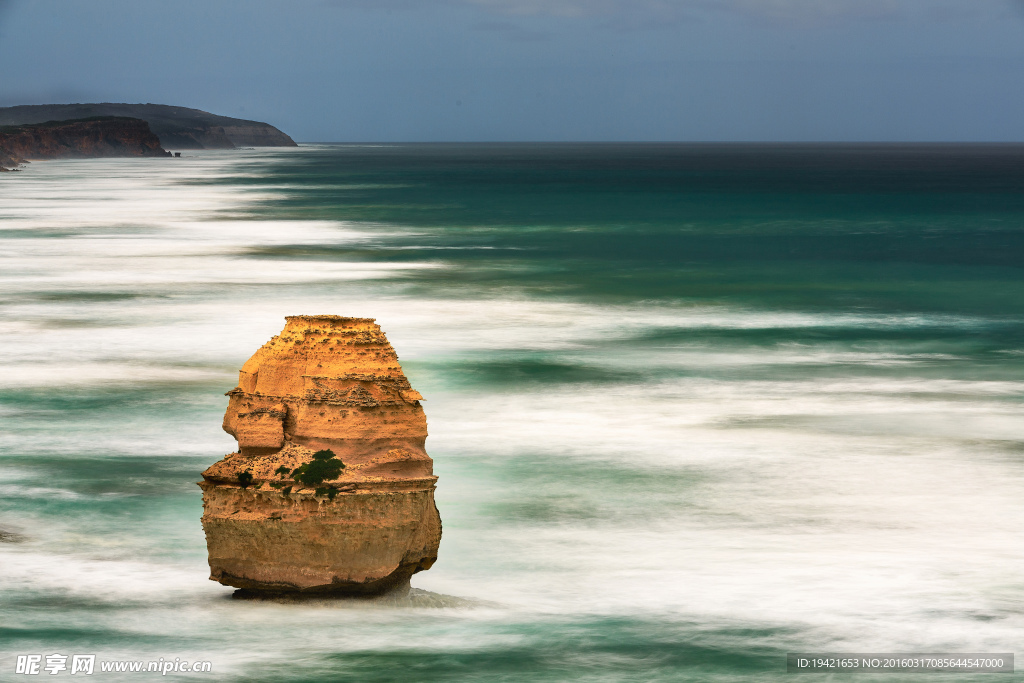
1, 0, 1023, 142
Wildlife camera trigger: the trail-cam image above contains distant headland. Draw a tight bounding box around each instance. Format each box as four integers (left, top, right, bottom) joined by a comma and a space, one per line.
0, 117, 170, 170
0, 103, 297, 150
0, 103, 296, 170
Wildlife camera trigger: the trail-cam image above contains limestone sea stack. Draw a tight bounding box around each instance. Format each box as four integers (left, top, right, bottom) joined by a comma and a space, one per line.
200, 315, 441, 595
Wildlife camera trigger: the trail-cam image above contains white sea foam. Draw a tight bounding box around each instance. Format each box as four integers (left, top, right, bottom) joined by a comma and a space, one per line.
1, 151, 1022, 669
415, 379, 1024, 650
0, 548, 216, 600
0, 364, 231, 389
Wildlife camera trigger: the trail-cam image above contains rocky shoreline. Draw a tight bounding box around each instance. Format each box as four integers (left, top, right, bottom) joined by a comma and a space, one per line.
0, 103, 297, 150
0, 116, 170, 170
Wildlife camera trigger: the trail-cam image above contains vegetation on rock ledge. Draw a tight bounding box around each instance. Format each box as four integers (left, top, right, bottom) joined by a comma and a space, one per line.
292, 449, 345, 487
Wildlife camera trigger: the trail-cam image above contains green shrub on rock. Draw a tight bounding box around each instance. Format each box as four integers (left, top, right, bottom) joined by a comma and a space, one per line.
292, 449, 345, 487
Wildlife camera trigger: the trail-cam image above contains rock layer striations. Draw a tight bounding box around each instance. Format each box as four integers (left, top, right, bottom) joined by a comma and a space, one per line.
200, 316, 441, 595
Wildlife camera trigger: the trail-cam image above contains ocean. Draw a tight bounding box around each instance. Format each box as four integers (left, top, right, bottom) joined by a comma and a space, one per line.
1, 143, 1022, 681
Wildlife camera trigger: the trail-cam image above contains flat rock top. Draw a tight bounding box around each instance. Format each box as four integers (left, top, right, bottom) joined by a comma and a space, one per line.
285, 314, 376, 323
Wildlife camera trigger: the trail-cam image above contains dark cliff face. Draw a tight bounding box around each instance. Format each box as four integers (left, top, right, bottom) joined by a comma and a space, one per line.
0, 117, 170, 170
0, 103, 298, 150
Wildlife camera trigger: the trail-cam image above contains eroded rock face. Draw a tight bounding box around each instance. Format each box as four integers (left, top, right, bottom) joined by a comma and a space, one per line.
200, 315, 441, 594
0, 117, 170, 170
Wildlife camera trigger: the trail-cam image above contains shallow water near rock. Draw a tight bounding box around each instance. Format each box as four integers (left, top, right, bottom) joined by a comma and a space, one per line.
1, 144, 1023, 681
229, 587, 488, 609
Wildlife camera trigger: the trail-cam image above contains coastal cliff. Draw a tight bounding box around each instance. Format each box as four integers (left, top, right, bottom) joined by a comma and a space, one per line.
0, 103, 297, 150
199, 315, 441, 595
0, 117, 169, 170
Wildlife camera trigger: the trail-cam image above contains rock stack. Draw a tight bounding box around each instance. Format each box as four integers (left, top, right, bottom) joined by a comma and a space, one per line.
199, 315, 441, 595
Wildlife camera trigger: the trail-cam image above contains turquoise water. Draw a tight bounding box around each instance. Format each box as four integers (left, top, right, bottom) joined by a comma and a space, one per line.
1, 144, 1023, 681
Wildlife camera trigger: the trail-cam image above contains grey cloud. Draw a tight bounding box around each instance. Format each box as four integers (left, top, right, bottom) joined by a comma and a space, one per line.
474, 19, 550, 41
462, 0, 978, 22
324, 0, 857, 14
0, 0, 12, 36
329, 0, 1019, 27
